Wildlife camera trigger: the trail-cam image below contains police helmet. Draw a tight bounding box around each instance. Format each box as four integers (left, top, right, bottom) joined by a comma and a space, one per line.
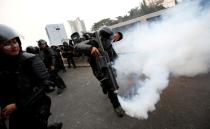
71, 32, 80, 40
63, 41, 68, 46
0, 24, 22, 46
26, 46, 35, 54
99, 26, 113, 38
37, 39, 47, 45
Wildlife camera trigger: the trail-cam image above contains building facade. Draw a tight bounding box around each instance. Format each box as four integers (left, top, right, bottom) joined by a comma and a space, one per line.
163, 0, 176, 8
110, 9, 165, 33
45, 24, 68, 46
67, 17, 86, 35
145, 0, 176, 8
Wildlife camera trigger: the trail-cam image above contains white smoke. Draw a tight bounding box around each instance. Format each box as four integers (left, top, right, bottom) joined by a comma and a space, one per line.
114, 0, 210, 119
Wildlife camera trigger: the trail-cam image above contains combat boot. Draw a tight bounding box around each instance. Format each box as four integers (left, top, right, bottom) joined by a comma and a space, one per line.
45, 85, 55, 93
47, 122, 63, 129
102, 87, 107, 94
114, 106, 125, 117
100, 83, 107, 94
57, 88, 65, 95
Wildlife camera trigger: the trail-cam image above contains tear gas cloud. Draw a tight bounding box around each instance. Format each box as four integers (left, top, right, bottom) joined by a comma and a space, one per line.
113, 0, 210, 119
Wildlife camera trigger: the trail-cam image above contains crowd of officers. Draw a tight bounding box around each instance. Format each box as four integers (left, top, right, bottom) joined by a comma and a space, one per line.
0, 24, 123, 129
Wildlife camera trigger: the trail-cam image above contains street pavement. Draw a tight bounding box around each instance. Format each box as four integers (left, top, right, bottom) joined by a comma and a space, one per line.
48, 66, 210, 129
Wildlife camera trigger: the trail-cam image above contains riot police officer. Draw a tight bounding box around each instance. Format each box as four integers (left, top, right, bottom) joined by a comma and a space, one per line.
62, 41, 77, 68
71, 32, 83, 44
37, 40, 66, 95
74, 27, 125, 117
0, 24, 62, 129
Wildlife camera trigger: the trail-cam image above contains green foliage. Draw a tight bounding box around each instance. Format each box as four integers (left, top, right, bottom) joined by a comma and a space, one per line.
91, 18, 119, 31
91, 0, 166, 31
91, 19, 106, 31
128, 7, 140, 19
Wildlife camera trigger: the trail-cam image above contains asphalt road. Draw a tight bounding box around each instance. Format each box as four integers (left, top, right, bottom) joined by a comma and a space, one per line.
48, 66, 210, 129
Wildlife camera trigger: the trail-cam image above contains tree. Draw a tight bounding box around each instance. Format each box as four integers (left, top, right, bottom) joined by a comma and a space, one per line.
91, 18, 114, 31
128, 7, 140, 19
140, 0, 165, 15
116, 16, 124, 22
91, 0, 165, 30
140, 0, 151, 15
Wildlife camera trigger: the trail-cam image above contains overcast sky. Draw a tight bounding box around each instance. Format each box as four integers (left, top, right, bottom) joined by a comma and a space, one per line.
0, 0, 142, 48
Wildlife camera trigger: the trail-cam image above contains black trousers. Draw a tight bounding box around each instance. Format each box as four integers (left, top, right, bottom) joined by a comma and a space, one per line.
101, 79, 121, 109
67, 55, 76, 68
49, 70, 66, 89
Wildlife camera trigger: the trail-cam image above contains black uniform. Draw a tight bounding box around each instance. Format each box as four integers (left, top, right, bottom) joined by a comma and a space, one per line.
51, 46, 66, 72
62, 42, 76, 68
0, 52, 51, 129
38, 42, 66, 94
0, 24, 62, 129
74, 27, 124, 117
